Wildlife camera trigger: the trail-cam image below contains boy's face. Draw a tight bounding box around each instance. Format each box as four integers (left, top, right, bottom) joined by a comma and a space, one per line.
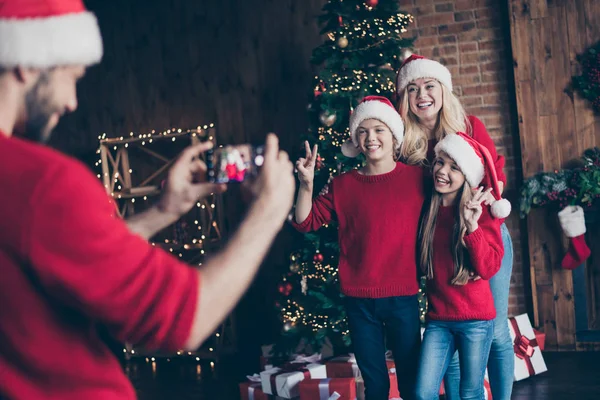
356, 119, 395, 162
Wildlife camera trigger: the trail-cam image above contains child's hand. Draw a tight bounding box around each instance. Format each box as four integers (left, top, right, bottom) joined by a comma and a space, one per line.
464, 187, 490, 233
296, 141, 318, 188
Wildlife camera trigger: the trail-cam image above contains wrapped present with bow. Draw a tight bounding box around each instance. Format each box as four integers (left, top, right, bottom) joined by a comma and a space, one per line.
508, 314, 548, 381
299, 377, 357, 400
260, 362, 327, 398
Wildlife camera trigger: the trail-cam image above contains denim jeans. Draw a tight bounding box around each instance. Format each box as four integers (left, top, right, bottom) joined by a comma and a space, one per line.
444, 223, 514, 400
416, 320, 494, 400
345, 295, 421, 400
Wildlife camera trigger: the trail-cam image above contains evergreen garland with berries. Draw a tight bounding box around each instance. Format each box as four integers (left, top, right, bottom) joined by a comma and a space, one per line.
573, 41, 600, 113
520, 147, 600, 221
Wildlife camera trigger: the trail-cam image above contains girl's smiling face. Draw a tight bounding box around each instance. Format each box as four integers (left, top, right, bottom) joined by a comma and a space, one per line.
433, 151, 466, 199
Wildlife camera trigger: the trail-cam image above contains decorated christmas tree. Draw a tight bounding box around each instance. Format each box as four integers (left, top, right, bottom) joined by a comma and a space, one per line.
273, 0, 418, 357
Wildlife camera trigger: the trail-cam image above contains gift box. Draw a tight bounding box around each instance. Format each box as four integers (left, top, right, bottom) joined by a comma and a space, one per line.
299, 378, 357, 400
240, 374, 289, 400
261, 363, 327, 398
325, 354, 361, 378
240, 381, 271, 400
508, 314, 548, 381
533, 328, 546, 351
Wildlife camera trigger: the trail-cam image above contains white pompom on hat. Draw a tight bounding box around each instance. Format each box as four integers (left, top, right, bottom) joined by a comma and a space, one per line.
0, 0, 103, 68
341, 95, 404, 158
434, 132, 511, 219
396, 54, 453, 93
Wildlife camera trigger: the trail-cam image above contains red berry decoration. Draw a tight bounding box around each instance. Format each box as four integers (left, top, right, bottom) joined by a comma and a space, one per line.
366, 0, 379, 7
278, 282, 293, 296
313, 253, 324, 262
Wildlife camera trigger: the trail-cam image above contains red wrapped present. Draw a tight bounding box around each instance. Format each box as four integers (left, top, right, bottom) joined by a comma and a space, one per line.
325, 354, 361, 378
299, 378, 357, 400
533, 328, 546, 351
508, 314, 548, 381
260, 363, 327, 398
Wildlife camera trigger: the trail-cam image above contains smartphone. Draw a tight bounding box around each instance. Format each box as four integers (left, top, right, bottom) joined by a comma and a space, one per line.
206, 144, 265, 183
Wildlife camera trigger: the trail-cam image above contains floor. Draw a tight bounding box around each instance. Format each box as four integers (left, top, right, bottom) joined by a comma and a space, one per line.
125, 351, 600, 399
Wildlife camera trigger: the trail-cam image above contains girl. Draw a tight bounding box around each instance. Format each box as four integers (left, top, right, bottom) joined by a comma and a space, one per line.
292, 96, 423, 400
415, 132, 506, 400
396, 55, 514, 400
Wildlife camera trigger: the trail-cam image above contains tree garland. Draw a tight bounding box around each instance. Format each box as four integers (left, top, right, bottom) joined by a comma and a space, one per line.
573, 41, 600, 113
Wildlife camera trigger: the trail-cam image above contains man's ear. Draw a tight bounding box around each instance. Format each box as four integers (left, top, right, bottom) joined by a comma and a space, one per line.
14, 66, 41, 86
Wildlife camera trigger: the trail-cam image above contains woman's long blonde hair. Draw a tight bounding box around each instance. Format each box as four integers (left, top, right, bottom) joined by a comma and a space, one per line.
418, 177, 475, 285
397, 83, 472, 166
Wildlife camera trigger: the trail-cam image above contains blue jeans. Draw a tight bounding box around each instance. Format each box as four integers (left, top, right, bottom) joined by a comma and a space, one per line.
416, 320, 494, 400
444, 223, 514, 400
345, 295, 421, 400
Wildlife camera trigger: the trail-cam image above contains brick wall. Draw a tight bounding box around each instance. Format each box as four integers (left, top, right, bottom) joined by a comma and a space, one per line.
398, 0, 527, 316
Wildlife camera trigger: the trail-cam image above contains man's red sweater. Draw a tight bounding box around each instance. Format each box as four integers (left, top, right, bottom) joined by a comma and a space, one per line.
426, 205, 504, 321
0, 133, 198, 399
292, 162, 425, 298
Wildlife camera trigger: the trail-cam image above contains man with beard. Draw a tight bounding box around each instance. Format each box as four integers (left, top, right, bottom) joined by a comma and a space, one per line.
0, 1, 295, 399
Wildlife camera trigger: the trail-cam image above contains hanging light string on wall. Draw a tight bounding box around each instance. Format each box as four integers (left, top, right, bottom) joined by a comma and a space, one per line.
94, 123, 219, 265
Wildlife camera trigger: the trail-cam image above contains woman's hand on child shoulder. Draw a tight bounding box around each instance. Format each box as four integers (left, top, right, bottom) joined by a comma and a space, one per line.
464, 187, 491, 233
296, 141, 319, 188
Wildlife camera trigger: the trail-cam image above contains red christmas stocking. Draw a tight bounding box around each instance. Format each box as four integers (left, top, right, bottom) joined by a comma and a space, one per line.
558, 206, 590, 270
561, 234, 591, 270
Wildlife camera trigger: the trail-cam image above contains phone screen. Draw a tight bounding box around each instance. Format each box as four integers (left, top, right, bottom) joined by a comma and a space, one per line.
207, 144, 264, 183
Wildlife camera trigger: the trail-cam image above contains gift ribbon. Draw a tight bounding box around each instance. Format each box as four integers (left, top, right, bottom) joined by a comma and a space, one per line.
290, 352, 322, 364
269, 366, 312, 396
509, 318, 538, 376
246, 382, 260, 400
318, 379, 341, 400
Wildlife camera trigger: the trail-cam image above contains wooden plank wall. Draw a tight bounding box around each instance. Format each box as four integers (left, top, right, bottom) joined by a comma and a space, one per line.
507, 0, 600, 350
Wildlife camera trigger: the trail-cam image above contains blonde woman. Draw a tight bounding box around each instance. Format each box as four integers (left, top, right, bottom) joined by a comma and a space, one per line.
396, 55, 514, 400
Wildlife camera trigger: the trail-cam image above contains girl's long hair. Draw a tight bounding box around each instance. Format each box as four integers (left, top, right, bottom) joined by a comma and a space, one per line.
397, 83, 472, 166
418, 178, 476, 285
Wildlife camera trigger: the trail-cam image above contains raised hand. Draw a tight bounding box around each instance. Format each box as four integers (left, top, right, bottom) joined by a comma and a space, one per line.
464, 187, 490, 233
295, 141, 319, 188
248, 134, 295, 225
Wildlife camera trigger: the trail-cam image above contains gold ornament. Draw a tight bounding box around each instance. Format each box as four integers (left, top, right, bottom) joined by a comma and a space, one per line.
290, 262, 300, 273
283, 321, 294, 331
319, 111, 337, 127
337, 37, 349, 49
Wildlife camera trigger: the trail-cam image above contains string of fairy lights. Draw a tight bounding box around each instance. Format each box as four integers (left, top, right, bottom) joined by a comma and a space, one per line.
95, 125, 220, 264
330, 13, 412, 42
315, 71, 396, 95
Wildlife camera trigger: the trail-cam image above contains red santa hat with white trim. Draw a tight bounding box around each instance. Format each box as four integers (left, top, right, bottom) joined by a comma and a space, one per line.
396, 54, 453, 93
0, 0, 103, 68
434, 132, 511, 219
341, 95, 404, 158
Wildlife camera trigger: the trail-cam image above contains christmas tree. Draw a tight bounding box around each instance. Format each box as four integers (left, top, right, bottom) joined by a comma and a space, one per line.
273, 0, 418, 357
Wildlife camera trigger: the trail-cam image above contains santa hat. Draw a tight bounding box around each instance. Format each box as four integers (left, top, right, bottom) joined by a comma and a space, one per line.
396, 54, 453, 93
0, 0, 103, 68
341, 95, 404, 158
434, 132, 511, 219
